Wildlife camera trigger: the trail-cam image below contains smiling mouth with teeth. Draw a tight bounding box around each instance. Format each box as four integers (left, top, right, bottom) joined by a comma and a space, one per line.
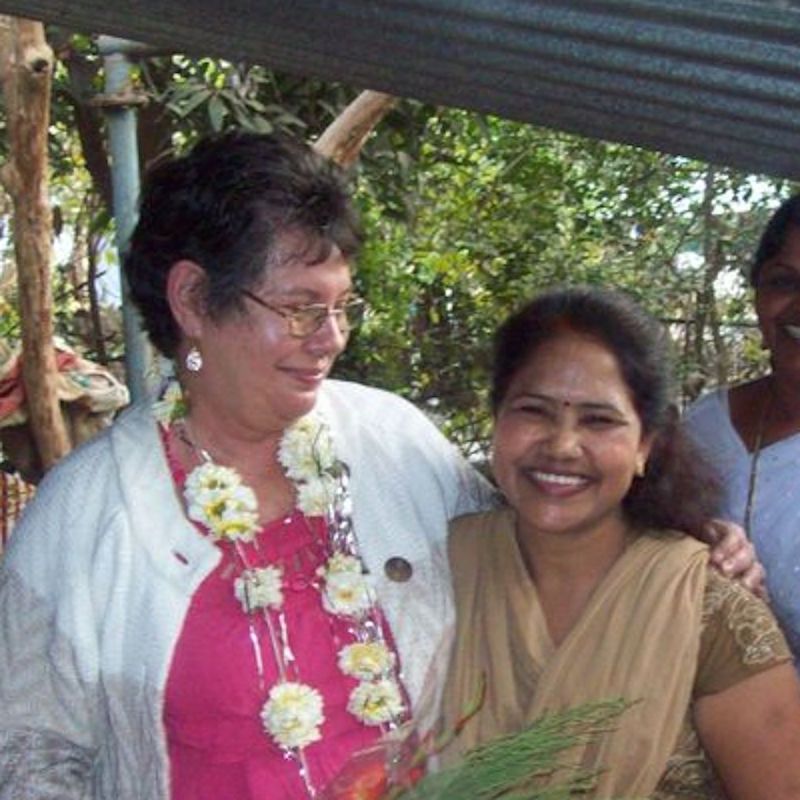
529, 470, 588, 486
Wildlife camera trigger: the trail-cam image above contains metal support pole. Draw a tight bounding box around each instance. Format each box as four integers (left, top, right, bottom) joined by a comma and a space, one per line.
97, 36, 150, 403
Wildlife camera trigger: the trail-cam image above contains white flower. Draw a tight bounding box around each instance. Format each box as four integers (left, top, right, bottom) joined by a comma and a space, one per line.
261, 682, 325, 749
322, 570, 374, 617
213, 512, 259, 542
235, 566, 284, 612
347, 678, 404, 726
187, 489, 258, 541
185, 464, 259, 541
152, 379, 186, 425
279, 413, 337, 480
187, 484, 253, 519
338, 641, 395, 680
295, 475, 338, 516
323, 553, 362, 575
185, 463, 242, 496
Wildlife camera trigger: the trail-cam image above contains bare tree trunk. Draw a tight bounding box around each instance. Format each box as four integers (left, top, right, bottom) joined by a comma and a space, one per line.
0, 17, 71, 471
314, 90, 397, 167
695, 166, 730, 386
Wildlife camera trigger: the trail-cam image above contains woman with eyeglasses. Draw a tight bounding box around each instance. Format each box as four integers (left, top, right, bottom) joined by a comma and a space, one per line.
684, 193, 800, 669
0, 131, 761, 800
0, 131, 495, 800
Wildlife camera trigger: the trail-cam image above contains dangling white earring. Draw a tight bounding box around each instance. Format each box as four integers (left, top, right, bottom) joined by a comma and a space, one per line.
185, 345, 203, 373
635, 458, 646, 478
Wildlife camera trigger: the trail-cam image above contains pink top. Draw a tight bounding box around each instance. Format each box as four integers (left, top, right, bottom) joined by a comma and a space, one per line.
163, 449, 401, 799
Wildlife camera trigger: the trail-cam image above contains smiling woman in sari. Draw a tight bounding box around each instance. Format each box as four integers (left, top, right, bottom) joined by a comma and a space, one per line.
442, 287, 800, 799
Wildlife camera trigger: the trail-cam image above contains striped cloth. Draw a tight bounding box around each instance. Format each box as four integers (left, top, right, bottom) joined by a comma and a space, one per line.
1, 470, 34, 554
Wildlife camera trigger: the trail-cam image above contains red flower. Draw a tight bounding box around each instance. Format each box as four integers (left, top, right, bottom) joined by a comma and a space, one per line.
321, 751, 388, 800
344, 763, 389, 800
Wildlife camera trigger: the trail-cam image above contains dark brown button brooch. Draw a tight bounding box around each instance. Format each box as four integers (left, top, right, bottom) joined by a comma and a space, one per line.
384, 556, 413, 583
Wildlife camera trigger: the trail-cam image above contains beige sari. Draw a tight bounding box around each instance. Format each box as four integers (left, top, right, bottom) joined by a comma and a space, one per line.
442, 508, 709, 798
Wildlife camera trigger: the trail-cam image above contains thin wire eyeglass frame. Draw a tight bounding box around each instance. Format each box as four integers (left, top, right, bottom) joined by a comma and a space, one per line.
240, 289, 366, 339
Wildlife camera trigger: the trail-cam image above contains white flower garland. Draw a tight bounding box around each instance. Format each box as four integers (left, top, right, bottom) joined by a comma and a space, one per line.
234, 566, 284, 612
152, 378, 186, 426
261, 682, 325, 750
338, 641, 396, 680
160, 379, 406, 761
184, 464, 259, 542
346, 677, 405, 725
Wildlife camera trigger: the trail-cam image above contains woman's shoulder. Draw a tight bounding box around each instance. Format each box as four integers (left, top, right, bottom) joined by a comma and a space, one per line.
1, 432, 123, 585
320, 379, 458, 460
450, 507, 512, 533
684, 386, 729, 424
321, 379, 431, 423
687, 379, 770, 428
29, 416, 118, 496
683, 387, 744, 460
696, 568, 792, 696
2, 406, 155, 559
447, 508, 514, 557
27, 403, 152, 497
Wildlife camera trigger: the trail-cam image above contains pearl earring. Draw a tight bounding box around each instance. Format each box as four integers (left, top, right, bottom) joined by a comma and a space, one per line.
185, 345, 203, 373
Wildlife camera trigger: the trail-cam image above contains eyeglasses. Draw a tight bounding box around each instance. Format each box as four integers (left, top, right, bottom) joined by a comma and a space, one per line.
241, 289, 366, 338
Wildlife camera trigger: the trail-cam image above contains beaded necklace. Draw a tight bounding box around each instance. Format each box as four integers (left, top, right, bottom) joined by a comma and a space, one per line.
154, 379, 407, 796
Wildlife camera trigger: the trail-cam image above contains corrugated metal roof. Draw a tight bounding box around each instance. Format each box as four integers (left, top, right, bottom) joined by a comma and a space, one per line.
1, 0, 799, 179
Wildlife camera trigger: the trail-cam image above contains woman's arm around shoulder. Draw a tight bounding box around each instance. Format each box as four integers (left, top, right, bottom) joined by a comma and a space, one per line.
695, 662, 800, 799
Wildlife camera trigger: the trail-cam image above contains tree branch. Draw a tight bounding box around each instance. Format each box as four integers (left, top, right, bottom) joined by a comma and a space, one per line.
314, 90, 398, 167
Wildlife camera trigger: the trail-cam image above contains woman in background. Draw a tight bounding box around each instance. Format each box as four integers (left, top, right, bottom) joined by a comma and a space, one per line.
685, 193, 800, 665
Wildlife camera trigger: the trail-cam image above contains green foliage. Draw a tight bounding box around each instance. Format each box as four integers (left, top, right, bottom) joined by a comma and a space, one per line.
141, 55, 358, 147
401, 699, 631, 799
1, 36, 796, 455
149, 58, 302, 135
335, 109, 795, 453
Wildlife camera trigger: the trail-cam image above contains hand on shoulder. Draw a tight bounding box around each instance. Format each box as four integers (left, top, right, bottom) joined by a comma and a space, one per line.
704, 519, 767, 601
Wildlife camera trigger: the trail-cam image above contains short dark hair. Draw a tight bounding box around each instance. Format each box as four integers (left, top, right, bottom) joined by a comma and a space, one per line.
751, 192, 800, 287
124, 131, 363, 357
490, 286, 721, 539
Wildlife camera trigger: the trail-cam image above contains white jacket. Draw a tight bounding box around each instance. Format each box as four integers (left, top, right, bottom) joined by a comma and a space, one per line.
0, 380, 493, 799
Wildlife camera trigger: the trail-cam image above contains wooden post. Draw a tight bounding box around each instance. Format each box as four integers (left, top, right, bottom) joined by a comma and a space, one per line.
0, 17, 70, 472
